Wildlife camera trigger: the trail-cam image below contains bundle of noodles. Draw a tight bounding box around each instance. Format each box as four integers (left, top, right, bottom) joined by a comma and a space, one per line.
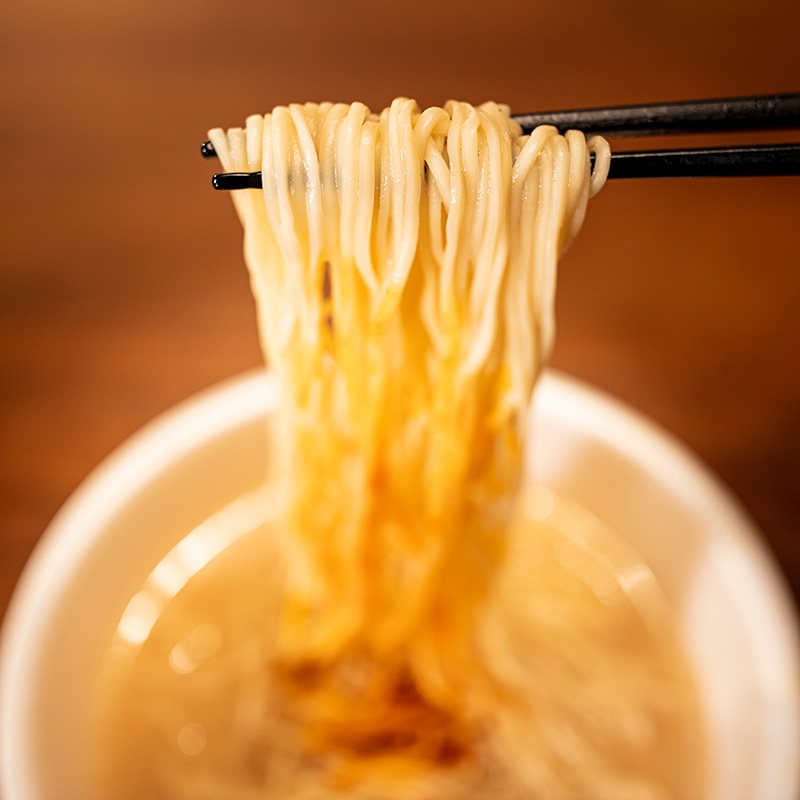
206, 99, 610, 790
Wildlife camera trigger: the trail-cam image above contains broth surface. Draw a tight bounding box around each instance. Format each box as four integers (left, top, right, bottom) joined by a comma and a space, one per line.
91, 487, 705, 800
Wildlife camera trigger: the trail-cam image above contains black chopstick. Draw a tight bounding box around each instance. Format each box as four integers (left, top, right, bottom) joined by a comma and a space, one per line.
608, 143, 800, 179
209, 143, 800, 189
203, 93, 800, 183
201, 92, 800, 159
510, 92, 800, 138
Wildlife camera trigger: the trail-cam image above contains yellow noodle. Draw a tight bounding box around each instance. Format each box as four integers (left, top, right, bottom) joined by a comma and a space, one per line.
209, 96, 608, 748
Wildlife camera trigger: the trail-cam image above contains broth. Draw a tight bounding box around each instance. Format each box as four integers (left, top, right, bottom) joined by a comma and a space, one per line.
91, 486, 704, 800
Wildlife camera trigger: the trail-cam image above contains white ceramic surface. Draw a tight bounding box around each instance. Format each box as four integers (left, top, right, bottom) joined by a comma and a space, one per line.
1, 369, 798, 799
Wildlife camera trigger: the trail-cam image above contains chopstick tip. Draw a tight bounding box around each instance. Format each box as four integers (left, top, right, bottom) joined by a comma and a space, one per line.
212, 172, 264, 191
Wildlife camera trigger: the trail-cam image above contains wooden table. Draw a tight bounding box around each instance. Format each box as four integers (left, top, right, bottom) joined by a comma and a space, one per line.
2, 0, 798, 634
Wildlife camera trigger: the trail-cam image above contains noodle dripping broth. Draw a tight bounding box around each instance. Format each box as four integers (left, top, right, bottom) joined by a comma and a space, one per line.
91, 99, 705, 799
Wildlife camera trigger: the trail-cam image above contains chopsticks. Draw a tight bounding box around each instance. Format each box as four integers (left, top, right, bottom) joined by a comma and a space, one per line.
202, 92, 800, 184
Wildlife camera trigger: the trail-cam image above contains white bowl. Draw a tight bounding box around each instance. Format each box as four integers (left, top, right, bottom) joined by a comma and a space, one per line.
1, 369, 798, 799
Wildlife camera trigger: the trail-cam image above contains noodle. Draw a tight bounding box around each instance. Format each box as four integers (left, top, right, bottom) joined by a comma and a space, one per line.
91, 100, 703, 799
206, 99, 608, 661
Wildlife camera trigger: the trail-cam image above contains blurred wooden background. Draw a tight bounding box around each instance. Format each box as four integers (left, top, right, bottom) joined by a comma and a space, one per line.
1, 0, 798, 631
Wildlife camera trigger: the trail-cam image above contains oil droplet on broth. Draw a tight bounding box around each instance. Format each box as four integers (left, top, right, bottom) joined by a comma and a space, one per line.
169, 623, 224, 675
176, 723, 208, 757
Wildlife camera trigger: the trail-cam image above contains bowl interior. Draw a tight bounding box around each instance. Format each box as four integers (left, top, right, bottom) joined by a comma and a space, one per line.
1, 369, 798, 800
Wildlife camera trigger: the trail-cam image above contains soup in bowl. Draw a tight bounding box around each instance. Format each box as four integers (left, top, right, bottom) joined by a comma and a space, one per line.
1, 369, 798, 799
